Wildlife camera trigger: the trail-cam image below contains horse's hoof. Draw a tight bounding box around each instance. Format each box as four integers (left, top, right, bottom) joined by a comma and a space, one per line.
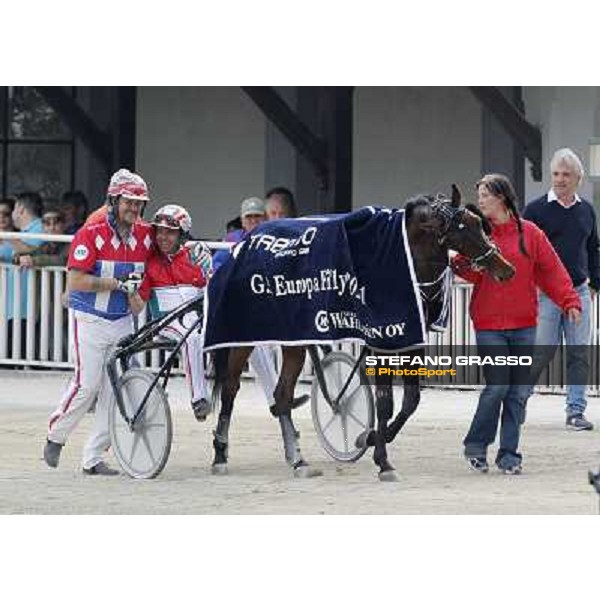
355, 429, 374, 449
378, 470, 399, 482
211, 463, 229, 476
294, 465, 323, 478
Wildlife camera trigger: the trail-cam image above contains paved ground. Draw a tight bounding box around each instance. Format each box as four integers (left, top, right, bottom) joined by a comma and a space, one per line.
1, 370, 599, 514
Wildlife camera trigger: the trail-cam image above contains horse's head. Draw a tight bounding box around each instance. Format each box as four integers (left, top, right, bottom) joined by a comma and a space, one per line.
407, 185, 515, 282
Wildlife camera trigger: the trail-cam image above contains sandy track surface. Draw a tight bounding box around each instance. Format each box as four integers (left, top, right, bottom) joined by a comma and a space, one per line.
1, 371, 599, 514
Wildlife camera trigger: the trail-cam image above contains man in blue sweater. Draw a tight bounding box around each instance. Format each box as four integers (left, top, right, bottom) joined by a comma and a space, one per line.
523, 148, 600, 431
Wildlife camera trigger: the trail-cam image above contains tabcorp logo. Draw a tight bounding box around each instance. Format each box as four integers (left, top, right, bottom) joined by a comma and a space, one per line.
246, 227, 318, 258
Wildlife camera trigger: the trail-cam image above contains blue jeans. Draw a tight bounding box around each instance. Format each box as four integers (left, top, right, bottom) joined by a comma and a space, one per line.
526, 284, 591, 416
464, 327, 536, 467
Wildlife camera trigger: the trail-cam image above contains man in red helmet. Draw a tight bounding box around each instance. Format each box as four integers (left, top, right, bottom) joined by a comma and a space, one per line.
129, 204, 213, 420
44, 168, 154, 475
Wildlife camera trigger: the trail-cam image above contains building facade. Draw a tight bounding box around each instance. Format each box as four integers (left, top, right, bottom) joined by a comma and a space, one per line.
2, 86, 599, 239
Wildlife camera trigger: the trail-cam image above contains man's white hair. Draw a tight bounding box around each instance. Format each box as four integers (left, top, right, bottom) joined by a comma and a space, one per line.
550, 147, 585, 184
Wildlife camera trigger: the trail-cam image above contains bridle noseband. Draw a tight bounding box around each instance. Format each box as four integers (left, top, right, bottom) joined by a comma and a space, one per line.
430, 197, 499, 268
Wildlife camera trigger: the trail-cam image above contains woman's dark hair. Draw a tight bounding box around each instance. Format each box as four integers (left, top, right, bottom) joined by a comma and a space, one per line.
476, 173, 528, 257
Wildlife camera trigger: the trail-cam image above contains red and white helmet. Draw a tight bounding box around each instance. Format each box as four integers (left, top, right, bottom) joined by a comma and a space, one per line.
107, 168, 150, 202
152, 204, 192, 236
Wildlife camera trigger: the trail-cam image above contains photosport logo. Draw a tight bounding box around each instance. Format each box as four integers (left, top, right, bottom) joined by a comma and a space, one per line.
361, 349, 535, 386
364, 355, 459, 379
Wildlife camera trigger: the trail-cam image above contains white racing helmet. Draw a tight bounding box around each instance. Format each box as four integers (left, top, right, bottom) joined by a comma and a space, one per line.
107, 168, 150, 201
106, 168, 150, 216
152, 204, 192, 241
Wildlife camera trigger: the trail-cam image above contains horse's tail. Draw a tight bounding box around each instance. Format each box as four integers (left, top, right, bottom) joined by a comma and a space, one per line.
210, 347, 230, 406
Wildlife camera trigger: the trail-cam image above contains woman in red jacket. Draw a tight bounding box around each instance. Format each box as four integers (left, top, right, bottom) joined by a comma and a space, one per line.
452, 174, 581, 474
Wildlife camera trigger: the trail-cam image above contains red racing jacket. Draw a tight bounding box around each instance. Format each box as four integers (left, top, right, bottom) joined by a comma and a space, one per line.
451, 217, 581, 331
138, 246, 207, 318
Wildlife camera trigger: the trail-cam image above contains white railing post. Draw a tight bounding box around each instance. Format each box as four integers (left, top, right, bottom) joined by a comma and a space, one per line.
0, 265, 7, 359
12, 267, 22, 359
25, 268, 37, 361
39, 269, 51, 361
53, 270, 64, 362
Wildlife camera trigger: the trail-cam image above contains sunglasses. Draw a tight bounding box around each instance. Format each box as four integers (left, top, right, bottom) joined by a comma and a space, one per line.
153, 215, 180, 229
0, 211, 11, 217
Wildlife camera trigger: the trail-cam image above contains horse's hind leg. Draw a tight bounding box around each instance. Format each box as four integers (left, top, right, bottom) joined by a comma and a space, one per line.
212, 347, 252, 475
385, 378, 420, 444
373, 382, 398, 482
277, 347, 322, 478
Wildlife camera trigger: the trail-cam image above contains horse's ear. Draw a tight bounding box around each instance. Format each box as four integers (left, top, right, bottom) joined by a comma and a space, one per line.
451, 184, 462, 208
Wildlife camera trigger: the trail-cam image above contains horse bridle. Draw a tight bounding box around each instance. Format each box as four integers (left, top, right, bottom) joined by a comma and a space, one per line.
431, 197, 500, 268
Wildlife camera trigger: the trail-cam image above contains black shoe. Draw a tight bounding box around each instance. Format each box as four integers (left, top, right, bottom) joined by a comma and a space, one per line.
466, 456, 489, 473
43, 439, 63, 468
291, 394, 310, 410
566, 414, 594, 431
191, 398, 212, 422
82, 461, 119, 476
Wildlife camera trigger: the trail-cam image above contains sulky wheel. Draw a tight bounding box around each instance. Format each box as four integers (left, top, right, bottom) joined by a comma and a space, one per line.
109, 369, 173, 479
311, 351, 375, 462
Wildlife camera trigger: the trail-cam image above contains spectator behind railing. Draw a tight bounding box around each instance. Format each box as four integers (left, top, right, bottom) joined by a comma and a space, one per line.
0, 197, 16, 263
4, 192, 45, 358
60, 190, 89, 235
265, 186, 298, 219
9, 192, 44, 255
12, 205, 69, 268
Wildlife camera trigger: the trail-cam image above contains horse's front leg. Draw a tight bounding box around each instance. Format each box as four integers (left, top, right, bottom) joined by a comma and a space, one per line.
372, 382, 398, 482
385, 377, 421, 443
277, 347, 322, 478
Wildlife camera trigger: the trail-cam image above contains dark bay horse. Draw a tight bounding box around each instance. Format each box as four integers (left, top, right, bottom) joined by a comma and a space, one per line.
356, 187, 515, 480
210, 186, 515, 479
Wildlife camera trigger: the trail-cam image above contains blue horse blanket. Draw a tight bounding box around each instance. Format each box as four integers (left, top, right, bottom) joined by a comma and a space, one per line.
203, 207, 427, 352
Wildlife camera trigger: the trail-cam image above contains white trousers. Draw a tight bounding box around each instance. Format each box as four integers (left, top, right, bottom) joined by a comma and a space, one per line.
250, 346, 278, 406
48, 311, 133, 470
162, 312, 207, 403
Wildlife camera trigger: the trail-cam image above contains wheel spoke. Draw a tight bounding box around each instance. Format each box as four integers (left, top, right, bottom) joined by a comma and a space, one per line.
322, 413, 338, 433
340, 415, 349, 452
139, 427, 157, 464
143, 396, 161, 422
343, 386, 362, 409
129, 429, 142, 462
346, 409, 367, 431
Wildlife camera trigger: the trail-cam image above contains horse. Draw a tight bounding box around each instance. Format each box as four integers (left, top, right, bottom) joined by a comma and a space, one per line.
209, 186, 515, 479
355, 186, 516, 480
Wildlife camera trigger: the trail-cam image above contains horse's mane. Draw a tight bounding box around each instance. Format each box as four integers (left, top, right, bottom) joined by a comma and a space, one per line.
404, 194, 434, 221
404, 194, 453, 226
